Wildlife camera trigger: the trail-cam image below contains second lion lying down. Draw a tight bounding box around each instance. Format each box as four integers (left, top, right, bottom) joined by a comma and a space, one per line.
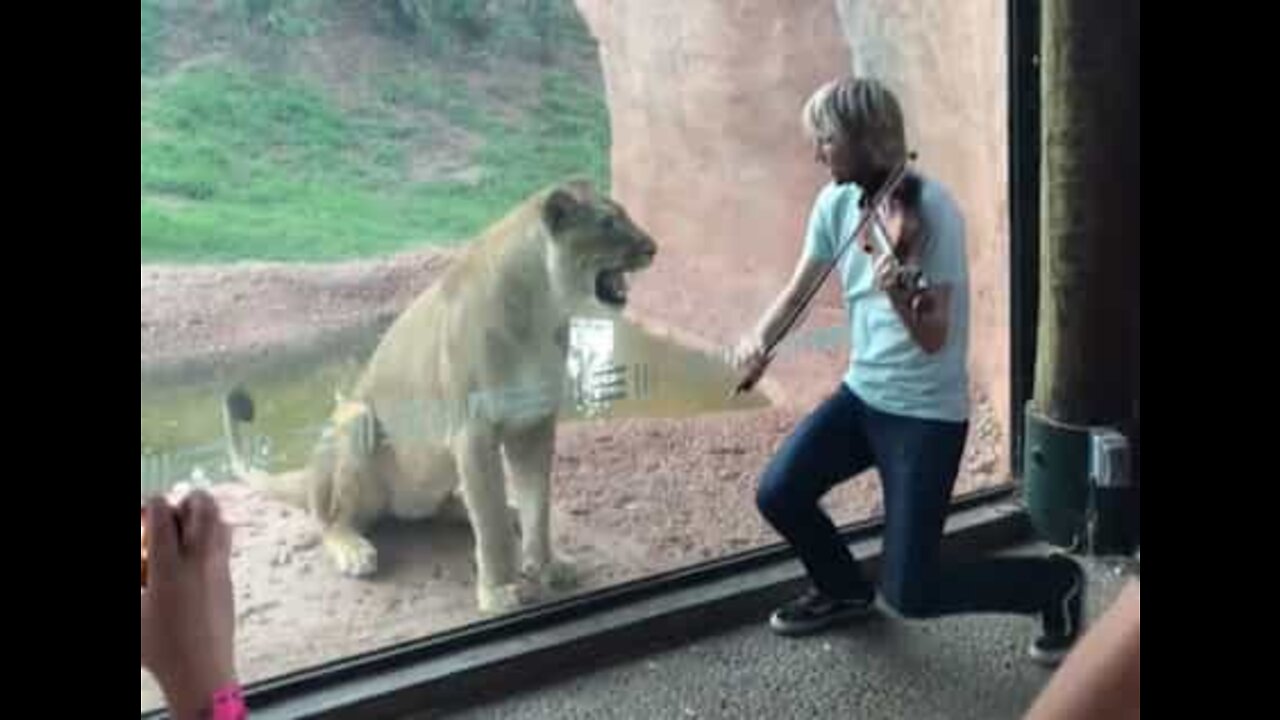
222, 180, 658, 613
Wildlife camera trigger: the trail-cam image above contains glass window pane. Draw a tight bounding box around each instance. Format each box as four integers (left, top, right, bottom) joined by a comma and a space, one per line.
141, 0, 1012, 712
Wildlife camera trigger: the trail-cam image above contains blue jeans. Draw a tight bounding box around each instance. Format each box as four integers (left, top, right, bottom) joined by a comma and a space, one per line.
757, 384, 1064, 618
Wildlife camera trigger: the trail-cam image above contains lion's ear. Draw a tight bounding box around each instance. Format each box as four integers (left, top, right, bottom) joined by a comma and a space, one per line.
543, 188, 580, 235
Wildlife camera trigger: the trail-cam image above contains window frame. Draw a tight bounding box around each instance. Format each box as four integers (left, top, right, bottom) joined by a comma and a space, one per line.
141, 2, 1041, 716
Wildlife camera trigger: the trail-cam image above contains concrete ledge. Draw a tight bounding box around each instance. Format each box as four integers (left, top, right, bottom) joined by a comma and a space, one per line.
238, 492, 1030, 719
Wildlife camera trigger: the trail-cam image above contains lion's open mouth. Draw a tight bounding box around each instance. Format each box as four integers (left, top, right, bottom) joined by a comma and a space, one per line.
595, 269, 629, 306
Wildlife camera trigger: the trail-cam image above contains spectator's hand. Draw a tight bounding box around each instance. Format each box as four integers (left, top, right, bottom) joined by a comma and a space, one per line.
141, 489, 237, 719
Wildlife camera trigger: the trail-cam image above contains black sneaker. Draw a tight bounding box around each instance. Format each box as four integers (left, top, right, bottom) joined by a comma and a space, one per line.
769, 587, 877, 637
1029, 554, 1086, 666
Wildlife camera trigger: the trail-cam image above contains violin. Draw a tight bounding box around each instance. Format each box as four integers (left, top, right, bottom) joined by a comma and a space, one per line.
731, 152, 931, 396
858, 168, 933, 314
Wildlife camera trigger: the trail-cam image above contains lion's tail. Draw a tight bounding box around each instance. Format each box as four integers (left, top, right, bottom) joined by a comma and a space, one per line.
222, 386, 310, 509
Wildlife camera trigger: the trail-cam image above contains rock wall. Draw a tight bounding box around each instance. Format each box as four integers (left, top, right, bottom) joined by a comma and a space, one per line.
576, 0, 1011, 472
574, 0, 851, 335
837, 0, 1010, 469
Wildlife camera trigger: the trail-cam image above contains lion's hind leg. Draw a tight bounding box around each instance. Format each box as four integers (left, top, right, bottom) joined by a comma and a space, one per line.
315, 401, 385, 577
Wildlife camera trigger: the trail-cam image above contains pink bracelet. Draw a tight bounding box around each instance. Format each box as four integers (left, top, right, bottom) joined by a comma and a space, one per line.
209, 684, 247, 720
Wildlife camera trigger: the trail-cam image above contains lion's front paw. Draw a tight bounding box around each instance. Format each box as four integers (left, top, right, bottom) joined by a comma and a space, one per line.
323, 529, 378, 577
477, 582, 525, 614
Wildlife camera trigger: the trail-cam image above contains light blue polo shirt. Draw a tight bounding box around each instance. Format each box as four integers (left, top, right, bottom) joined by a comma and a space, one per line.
802, 177, 970, 423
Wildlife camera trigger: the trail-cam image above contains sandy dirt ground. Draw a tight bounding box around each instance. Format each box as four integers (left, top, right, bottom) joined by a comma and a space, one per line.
139, 251, 1006, 711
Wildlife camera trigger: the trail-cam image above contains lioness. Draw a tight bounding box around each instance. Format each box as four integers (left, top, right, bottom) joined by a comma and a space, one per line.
222, 180, 658, 613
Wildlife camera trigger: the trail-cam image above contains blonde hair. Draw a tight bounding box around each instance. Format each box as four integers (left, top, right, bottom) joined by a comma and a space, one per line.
801, 77, 907, 173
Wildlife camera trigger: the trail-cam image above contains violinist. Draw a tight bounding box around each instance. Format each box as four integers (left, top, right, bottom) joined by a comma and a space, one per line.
732, 76, 1086, 667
